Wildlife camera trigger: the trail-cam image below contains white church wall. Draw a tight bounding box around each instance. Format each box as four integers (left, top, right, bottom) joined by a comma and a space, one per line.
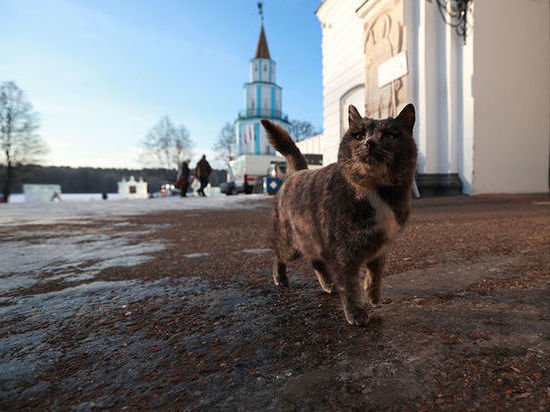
315, 0, 548, 195
296, 134, 323, 156
473, 0, 549, 194
316, 0, 366, 165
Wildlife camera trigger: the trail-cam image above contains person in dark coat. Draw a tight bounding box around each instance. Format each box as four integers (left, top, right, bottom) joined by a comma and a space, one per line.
195, 155, 212, 197
176, 159, 191, 197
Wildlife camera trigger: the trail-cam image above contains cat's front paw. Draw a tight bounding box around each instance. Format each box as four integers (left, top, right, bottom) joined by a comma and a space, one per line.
343, 306, 369, 326
367, 292, 380, 305
316, 275, 333, 293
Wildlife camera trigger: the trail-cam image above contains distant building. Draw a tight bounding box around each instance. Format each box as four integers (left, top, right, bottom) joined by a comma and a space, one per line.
315, 0, 549, 195
118, 176, 148, 199
235, 23, 290, 155
296, 134, 323, 160
23, 184, 62, 203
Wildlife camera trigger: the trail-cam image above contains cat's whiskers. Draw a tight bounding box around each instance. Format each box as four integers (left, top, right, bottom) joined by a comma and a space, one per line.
374, 147, 392, 160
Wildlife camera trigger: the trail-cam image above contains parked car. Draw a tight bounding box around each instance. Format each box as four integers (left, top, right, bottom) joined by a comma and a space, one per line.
223, 154, 284, 195
160, 183, 180, 197
220, 162, 239, 195
267, 161, 287, 180
221, 154, 323, 195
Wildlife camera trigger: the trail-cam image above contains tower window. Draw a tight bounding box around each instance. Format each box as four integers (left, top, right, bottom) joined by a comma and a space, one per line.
263, 64, 267, 72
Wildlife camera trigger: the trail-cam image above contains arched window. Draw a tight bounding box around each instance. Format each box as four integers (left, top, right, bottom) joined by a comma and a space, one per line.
339, 84, 365, 138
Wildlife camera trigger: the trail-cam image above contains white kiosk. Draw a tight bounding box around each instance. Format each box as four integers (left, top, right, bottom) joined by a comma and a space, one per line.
23, 184, 62, 203
117, 176, 148, 199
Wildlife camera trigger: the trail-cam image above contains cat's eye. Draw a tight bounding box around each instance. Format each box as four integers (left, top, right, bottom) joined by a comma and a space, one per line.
353, 134, 364, 141
383, 134, 396, 141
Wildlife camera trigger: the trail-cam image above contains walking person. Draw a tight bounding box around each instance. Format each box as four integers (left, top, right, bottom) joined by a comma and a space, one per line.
176, 159, 191, 197
195, 154, 212, 197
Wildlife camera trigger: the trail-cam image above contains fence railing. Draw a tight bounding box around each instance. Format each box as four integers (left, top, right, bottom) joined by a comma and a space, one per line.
238, 109, 288, 121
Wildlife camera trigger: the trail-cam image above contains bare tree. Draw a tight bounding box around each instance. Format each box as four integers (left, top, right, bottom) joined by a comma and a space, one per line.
140, 116, 193, 170
212, 122, 236, 163
0, 81, 48, 202
288, 119, 322, 141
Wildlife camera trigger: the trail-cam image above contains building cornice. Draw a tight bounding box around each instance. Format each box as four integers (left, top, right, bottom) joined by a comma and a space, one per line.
235, 116, 290, 125
315, 0, 327, 17
249, 57, 275, 63
243, 81, 281, 88
356, 0, 387, 19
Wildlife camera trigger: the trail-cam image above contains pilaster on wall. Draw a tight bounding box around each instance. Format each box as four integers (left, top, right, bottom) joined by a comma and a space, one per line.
417, 0, 440, 174
403, 0, 417, 119
459, 3, 474, 194
444, 18, 459, 175
407, 0, 467, 195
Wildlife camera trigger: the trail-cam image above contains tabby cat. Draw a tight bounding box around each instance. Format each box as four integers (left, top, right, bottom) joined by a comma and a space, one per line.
261, 104, 417, 326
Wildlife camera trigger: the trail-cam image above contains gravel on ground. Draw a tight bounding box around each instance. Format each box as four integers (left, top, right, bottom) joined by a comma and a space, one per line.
1, 195, 549, 410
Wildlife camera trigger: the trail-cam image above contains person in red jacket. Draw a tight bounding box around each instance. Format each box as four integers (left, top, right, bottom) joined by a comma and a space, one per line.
176, 159, 191, 197
195, 155, 212, 197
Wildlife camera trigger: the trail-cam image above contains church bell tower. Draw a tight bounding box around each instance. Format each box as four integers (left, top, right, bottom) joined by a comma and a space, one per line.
235, 4, 290, 155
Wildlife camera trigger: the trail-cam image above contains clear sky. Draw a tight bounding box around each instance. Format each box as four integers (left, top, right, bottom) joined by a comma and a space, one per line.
0, 0, 323, 169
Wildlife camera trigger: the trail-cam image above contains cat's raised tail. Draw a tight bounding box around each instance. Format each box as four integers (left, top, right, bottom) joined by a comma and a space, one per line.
261, 120, 308, 175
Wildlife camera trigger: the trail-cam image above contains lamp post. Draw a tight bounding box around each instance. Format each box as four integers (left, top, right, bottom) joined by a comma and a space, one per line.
427, 0, 473, 44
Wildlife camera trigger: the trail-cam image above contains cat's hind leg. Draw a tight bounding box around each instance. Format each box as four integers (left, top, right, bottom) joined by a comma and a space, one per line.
311, 260, 333, 293
273, 259, 288, 287
272, 243, 301, 288
364, 255, 385, 305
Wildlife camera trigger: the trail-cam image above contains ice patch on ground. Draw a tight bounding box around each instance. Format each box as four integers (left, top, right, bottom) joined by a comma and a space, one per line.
0, 229, 166, 294
241, 248, 272, 254
184, 253, 210, 258
0, 194, 267, 226
0, 277, 208, 396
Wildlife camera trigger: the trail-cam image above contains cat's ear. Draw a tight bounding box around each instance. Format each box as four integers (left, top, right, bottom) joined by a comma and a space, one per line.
348, 105, 363, 126
396, 104, 415, 132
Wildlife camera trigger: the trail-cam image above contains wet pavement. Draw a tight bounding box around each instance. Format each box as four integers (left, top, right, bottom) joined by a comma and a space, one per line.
1, 195, 549, 410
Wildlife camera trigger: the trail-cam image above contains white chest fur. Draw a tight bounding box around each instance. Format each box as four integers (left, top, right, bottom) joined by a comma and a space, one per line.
366, 191, 400, 240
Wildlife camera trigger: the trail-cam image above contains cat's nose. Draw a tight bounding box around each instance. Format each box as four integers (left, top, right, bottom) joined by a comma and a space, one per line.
365, 139, 374, 150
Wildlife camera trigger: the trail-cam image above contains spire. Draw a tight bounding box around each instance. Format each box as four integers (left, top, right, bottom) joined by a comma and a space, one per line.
254, 3, 270, 59
254, 24, 271, 59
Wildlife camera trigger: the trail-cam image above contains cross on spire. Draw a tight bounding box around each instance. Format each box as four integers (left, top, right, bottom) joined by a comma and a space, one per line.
258, 2, 264, 23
